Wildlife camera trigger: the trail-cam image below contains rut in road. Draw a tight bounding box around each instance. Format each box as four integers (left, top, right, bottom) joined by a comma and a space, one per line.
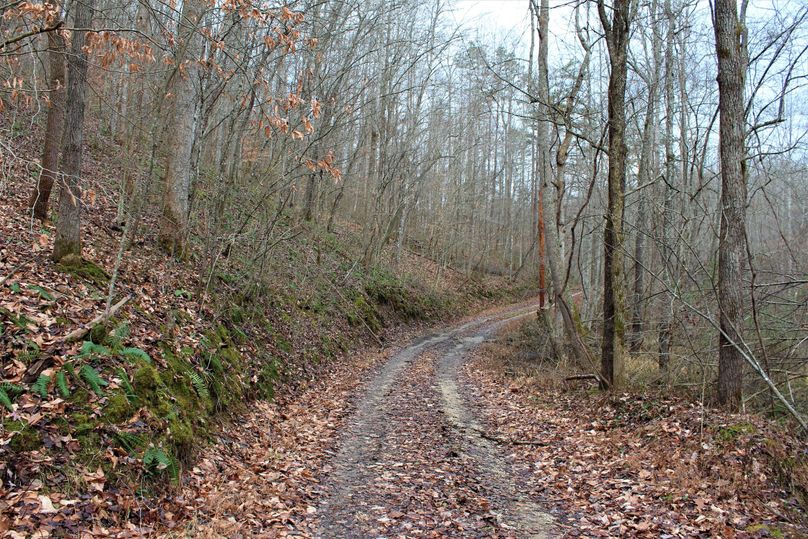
316, 306, 555, 538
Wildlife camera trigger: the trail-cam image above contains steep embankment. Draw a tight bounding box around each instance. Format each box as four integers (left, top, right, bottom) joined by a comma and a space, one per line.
0, 118, 531, 535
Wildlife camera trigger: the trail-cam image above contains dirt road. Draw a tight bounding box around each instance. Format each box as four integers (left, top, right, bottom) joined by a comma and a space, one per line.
315, 304, 555, 538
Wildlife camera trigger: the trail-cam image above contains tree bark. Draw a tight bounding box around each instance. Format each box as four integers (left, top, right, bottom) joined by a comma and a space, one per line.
598, 0, 632, 389
159, 0, 204, 257
53, 0, 95, 262
30, 29, 66, 222
713, 0, 747, 410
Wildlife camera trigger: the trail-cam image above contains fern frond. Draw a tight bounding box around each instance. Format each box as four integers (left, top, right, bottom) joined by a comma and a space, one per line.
116, 368, 137, 402
31, 374, 50, 398
63, 362, 78, 383
114, 430, 143, 452
0, 382, 25, 398
143, 446, 178, 479
189, 371, 209, 400
112, 322, 130, 340
55, 371, 71, 398
0, 388, 13, 411
120, 347, 151, 364
80, 365, 107, 396
27, 284, 55, 301
105, 322, 130, 351
79, 341, 111, 358
204, 353, 223, 374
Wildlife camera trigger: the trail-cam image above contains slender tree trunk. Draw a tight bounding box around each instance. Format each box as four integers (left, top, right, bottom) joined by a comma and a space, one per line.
598, 0, 631, 388
115, 0, 150, 225
658, 0, 677, 376
30, 29, 66, 221
53, 0, 95, 262
629, 56, 659, 354
713, 0, 747, 410
159, 0, 204, 257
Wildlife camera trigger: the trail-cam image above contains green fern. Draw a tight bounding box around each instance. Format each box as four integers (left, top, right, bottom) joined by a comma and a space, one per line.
113, 322, 130, 340
79, 341, 111, 358
106, 322, 130, 350
0, 388, 13, 411
120, 347, 151, 364
63, 362, 78, 383
113, 430, 143, 453
55, 371, 71, 398
116, 368, 137, 402
0, 382, 25, 398
204, 353, 223, 374
31, 374, 50, 398
189, 371, 209, 400
143, 446, 178, 479
80, 365, 107, 396
27, 284, 55, 301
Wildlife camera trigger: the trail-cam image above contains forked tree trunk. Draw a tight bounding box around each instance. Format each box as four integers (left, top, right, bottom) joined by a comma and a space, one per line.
30, 29, 66, 221
713, 0, 747, 410
53, 0, 95, 261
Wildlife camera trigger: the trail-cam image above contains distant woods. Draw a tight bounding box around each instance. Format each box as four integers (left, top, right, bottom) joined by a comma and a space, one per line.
2, 0, 808, 423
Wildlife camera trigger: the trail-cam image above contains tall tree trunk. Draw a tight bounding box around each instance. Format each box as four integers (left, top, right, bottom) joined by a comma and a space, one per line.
30, 29, 66, 222
53, 0, 95, 262
713, 0, 747, 410
598, 0, 631, 389
629, 16, 660, 354
115, 0, 151, 225
658, 0, 677, 376
159, 0, 204, 257
531, 0, 591, 366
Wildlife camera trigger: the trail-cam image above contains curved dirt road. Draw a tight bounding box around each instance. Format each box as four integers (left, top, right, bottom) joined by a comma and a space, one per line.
316, 304, 555, 538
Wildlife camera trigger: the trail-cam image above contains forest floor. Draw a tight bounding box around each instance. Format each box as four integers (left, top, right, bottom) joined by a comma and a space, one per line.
1, 113, 805, 537
155, 306, 806, 539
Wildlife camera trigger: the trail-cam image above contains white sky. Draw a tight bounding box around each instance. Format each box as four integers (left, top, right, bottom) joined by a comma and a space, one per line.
450, 0, 583, 58
451, 0, 532, 37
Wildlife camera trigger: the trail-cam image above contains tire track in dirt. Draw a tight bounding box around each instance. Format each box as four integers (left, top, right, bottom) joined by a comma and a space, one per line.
316, 304, 555, 538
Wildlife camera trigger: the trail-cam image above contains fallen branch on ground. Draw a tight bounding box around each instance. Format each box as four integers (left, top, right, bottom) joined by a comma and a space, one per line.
63, 295, 133, 343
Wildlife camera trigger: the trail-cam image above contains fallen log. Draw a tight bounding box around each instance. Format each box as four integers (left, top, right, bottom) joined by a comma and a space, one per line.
62, 294, 133, 343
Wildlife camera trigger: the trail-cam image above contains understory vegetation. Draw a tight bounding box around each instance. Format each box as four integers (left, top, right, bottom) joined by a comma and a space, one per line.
0, 119, 527, 507
1, 0, 808, 534
471, 318, 808, 535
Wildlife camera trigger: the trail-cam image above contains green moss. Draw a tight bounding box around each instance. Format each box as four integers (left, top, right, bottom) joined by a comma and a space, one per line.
89, 322, 112, 346
256, 357, 281, 400
56, 255, 110, 288
133, 364, 163, 405
75, 431, 104, 468
5, 420, 43, 452
717, 422, 757, 442
350, 295, 382, 333
70, 412, 95, 435
746, 524, 784, 538
275, 336, 292, 354
103, 392, 133, 424
320, 335, 336, 358
167, 418, 195, 464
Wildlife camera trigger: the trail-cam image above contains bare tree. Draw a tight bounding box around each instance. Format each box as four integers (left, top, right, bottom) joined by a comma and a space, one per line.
29, 28, 65, 221
53, 0, 96, 262
598, 0, 633, 388
713, 0, 747, 410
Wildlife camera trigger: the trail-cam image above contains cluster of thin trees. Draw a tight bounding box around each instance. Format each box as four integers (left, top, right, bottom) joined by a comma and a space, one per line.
1, 0, 807, 423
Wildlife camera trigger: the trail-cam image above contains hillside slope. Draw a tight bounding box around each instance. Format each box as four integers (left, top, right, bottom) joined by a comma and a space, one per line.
0, 115, 532, 535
